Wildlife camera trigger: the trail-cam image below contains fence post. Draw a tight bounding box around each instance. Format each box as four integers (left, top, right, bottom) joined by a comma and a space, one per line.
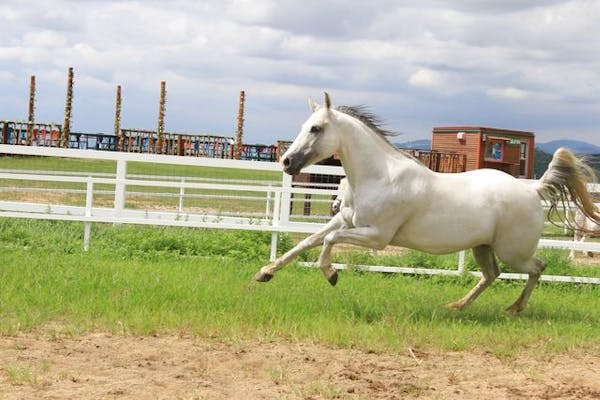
178, 178, 185, 213
269, 173, 292, 261
458, 250, 466, 273
280, 173, 292, 225
270, 232, 278, 262
114, 159, 127, 213
269, 188, 282, 262
265, 187, 272, 220
83, 179, 93, 251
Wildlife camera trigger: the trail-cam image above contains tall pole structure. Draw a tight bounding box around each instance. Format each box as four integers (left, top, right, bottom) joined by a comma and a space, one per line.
26, 75, 36, 146
114, 85, 123, 151
235, 90, 245, 160
156, 81, 166, 154
61, 67, 74, 148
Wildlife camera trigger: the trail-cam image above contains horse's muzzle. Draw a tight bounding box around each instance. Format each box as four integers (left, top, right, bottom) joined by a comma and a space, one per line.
281, 155, 302, 175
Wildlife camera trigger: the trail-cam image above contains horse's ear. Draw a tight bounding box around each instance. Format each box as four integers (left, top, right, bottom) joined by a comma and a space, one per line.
324, 92, 331, 109
308, 97, 319, 112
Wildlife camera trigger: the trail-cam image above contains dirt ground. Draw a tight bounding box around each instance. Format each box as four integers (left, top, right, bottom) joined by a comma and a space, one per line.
0, 333, 599, 400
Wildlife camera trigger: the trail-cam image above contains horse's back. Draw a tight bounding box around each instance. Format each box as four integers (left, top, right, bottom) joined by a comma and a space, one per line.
432, 168, 540, 212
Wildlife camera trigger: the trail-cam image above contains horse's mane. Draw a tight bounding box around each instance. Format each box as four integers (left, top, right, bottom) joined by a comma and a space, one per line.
336, 105, 396, 137
336, 105, 416, 159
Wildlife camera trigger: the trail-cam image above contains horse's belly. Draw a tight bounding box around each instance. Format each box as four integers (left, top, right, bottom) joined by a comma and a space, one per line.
389, 210, 497, 254
391, 225, 489, 254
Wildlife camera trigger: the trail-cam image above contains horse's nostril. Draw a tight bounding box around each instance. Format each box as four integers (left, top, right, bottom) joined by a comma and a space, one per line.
283, 157, 290, 167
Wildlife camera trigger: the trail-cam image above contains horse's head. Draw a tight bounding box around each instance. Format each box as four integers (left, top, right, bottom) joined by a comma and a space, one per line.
281, 92, 341, 175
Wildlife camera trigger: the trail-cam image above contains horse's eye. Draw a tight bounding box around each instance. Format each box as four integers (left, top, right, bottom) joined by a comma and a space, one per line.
310, 125, 322, 133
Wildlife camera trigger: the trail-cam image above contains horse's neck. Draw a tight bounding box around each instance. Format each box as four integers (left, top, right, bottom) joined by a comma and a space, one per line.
338, 128, 417, 188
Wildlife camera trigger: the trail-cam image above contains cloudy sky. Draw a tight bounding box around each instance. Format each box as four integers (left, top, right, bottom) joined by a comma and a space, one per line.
1, 0, 599, 145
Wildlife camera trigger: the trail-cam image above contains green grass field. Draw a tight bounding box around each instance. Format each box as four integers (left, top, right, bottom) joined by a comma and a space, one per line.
0, 155, 282, 181
0, 219, 598, 357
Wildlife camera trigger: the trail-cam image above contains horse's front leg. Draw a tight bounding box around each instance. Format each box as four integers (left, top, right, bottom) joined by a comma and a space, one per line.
317, 226, 389, 286
254, 214, 347, 282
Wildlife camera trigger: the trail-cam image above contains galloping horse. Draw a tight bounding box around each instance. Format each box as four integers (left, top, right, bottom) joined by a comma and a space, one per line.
255, 93, 600, 313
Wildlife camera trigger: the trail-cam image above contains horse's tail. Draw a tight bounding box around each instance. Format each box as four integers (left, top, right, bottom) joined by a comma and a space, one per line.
536, 147, 600, 228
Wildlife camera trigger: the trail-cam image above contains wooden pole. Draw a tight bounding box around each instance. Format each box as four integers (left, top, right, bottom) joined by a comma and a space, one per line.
156, 81, 166, 154
61, 67, 74, 148
114, 85, 123, 151
26, 75, 36, 146
1, 122, 8, 144
235, 90, 245, 160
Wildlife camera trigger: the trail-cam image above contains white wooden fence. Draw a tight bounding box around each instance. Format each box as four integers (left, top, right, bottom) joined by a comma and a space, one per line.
1, 144, 599, 284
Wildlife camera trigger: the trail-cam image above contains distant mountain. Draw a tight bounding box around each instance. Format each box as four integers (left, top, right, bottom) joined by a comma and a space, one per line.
536, 140, 600, 155
395, 139, 431, 150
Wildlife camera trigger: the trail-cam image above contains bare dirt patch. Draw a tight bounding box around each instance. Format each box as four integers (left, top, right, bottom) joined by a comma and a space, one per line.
0, 333, 598, 399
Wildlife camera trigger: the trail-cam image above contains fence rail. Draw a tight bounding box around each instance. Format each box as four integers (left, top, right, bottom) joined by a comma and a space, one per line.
1, 144, 598, 284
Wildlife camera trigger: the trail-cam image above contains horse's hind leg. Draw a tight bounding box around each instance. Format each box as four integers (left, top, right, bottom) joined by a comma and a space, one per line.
506, 257, 545, 314
446, 245, 500, 310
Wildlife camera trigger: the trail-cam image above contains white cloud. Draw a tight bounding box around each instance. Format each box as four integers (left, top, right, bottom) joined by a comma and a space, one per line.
408, 69, 442, 89
487, 87, 530, 100
0, 70, 14, 81
22, 30, 68, 48
227, 0, 273, 23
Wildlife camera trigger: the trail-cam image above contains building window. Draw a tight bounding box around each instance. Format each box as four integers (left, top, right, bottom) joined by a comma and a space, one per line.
484, 140, 504, 161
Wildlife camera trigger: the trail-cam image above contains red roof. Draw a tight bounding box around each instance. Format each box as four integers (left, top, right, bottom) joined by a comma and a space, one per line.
433, 126, 534, 137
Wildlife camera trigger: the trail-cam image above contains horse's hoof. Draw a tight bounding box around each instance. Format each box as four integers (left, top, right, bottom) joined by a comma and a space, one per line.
327, 271, 338, 286
444, 302, 462, 311
505, 304, 522, 315
255, 271, 274, 282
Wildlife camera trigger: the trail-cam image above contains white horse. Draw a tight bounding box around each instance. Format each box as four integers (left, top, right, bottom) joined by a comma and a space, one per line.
569, 209, 600, 258
255, 93, 600, 313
